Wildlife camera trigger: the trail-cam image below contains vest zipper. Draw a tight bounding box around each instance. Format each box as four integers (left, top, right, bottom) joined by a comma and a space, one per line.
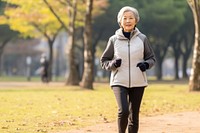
128, 40, 131, 88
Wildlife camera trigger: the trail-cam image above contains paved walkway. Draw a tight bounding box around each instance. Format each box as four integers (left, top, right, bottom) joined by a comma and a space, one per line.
62, 112, 200, 133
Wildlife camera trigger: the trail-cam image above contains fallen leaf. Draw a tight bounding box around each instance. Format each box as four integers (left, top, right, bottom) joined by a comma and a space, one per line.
2, 125, 9, 129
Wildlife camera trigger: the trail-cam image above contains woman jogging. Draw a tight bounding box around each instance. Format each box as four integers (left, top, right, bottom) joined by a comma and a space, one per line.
100, 6, 156, 133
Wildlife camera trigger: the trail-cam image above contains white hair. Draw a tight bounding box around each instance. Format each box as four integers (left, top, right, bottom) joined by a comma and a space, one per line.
117, 6, 140, 27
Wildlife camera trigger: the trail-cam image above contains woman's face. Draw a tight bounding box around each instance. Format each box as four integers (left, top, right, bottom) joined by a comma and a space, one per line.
121, 11, 136, 32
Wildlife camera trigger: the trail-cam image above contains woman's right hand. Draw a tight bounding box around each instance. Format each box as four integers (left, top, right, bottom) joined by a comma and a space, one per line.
113, 58, 122, 68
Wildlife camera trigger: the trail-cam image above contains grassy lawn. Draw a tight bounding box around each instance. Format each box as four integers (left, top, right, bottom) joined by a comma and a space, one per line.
0, 81, 200, 133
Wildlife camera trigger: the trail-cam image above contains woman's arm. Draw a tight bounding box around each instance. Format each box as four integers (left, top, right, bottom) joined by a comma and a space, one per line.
100, 36, 117, 71
143, 37, 156, 69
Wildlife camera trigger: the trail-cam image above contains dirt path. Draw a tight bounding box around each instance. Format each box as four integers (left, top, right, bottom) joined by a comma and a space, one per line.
62, 112, 200, 133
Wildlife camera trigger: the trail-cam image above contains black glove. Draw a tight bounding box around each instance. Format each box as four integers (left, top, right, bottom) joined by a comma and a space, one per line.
113, 58, 122, 68
136, 62, 149, 72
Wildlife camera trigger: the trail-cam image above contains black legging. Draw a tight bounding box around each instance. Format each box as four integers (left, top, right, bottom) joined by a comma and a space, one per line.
112, 86, 145, 133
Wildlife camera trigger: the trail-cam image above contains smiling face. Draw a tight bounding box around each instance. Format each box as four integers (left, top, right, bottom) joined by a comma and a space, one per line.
121, 11, 137, 32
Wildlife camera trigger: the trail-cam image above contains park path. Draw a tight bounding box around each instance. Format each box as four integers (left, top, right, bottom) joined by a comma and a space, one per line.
60, 112, 200, 133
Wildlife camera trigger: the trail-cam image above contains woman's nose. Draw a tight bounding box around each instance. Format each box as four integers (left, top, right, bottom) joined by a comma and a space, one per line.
126, 19, 130, 22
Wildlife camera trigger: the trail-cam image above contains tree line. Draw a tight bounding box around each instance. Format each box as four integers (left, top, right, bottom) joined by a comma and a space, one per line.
0, 0, 200, 90
0, 0, 108, 89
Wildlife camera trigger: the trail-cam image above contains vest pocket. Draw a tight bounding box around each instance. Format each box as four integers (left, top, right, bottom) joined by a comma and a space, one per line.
112, 70, 118, 82
141, 72, 147, 82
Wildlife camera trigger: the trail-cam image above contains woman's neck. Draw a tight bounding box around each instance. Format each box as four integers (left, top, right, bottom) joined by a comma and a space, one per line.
123, 30, 131, 39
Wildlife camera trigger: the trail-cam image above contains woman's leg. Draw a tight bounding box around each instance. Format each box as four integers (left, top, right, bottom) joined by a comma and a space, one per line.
128, 87, 145, 133
112, 86, 129, 133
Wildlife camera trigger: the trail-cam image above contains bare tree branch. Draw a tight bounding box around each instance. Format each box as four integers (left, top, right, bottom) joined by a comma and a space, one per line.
31, 23, 51, 41
56, 0, 73, 7
31, 23, 63, 44
52, 26, 63, 43
0, 38, 11, 50
65, 0, 72, 6
43, 0, 69, 33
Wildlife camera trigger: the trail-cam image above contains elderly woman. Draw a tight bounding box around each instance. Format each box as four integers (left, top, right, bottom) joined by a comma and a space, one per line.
100, 6, 156, 133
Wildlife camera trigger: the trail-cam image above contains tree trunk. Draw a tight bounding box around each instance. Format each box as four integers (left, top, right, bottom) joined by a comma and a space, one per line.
66, 34, 80, 85
65, 0, 80, 85
156, 59, 163, 80
182, 54, 189, 78
173, 43, 181, 80
154, 46, 165, 80
80, 0, 94, 89
188, 0, 200, 91
0, 39, 10, 76
48, 41, 53, 81
174, 56, 179, 79
43, 0, 80, 85
182, 35, 193, 79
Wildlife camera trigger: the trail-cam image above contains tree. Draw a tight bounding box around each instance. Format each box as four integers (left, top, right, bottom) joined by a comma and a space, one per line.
0, 25, 18, 75
42, 0, 83, 85
0, 1, 19, 76
169, 3, 194, 80
187, 0, 200, 91
179, 7, 194, 79
1, 0, 64, 80
169, 31, 182, 79
79, 0, 93, 89
138, 0, 186, 80
43, 0, 108, 86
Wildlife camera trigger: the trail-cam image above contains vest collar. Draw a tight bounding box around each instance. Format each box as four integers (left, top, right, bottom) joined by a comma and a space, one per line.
115, 27, 141, 40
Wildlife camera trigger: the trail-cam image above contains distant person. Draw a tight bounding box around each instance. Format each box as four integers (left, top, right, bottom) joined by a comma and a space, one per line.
100, 6, 156, 133
40, 54, 49, 83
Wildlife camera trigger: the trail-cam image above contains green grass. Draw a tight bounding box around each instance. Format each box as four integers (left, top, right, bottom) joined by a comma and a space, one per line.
141, 82, 200, 116
0, 76, 40, 82
0, 76, 65, 82
0, 81, 200, 133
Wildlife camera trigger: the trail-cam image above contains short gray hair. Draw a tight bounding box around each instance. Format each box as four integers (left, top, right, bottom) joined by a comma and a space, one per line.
117, 6, 140, 27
